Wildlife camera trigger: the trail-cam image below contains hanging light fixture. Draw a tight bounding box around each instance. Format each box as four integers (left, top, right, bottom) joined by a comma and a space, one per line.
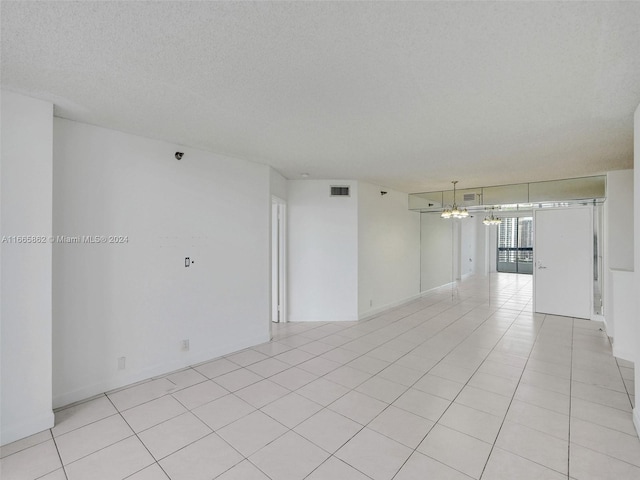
441, 181, 469, 219
483, 209, 502, 226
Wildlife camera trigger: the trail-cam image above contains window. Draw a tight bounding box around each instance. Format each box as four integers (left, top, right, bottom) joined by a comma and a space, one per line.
497, 217, 533, 274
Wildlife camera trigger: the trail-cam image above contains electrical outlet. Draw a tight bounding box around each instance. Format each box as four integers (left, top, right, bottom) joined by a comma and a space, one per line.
118, 356, 126, 370
370, 299, 373, 307
181, 339, 190, 351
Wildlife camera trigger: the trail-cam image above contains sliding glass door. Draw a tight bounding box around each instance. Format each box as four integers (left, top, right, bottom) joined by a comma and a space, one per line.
497, 217, 533, 274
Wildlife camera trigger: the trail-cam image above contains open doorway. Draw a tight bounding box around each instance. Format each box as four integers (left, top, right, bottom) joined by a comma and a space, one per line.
271, 197, 286, 323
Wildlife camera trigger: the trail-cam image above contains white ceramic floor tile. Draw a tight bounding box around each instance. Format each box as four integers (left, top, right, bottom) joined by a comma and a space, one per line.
217, 410, 288, 456
193, 358, 239, 379
495, 420, 568, 475
55, 414, 133, 465
161, 368, 208, 390
393, 388, 451, 421
121, 394, 187, 433
0, 440, 62, 480
37, 468, 67, 480
159, 433, 243, 480
505, 399, 569, 441
412, 374, 465, 400
394, 451, 473, 480
215, 459, 270, 479
571, 381, 633, 412
347, 355, 391, 375
417, 424, 492, 479
569, 443, 640, 480
328, 390, 388, 425
52, 395, 117, 437
455, 385, 511, 417
126, 462, 170, 479
294, 408, 363, 453
65, 436, 154, 480
260, 392, 323, 428
438, 402, 503, 444
192, 393, 255, 431
306, 456, 371, 480
467, 372, 519, 397
482, 447, 566, 480
226, 349, 269, 367
570, 417, 640, 467
368, 405, 434, 448
250, 431, 330, 480
269, 366, 318, 390
7, 274, 638, 480
320, 347, 361, 364
138, 412, 211, 460
297, 357, 342, 376
0, 429, 52, 458
252, 341, 293, 357
570, 397, 637, 436
246, 357, 291, 377
234, 379, 290, 408
172, 380, 228, 410
355, 375, 408, 403
213, 368, 263, 392
335, 427, 413, 480
108, 379, 178, 411
376, 363, 426, 387
274, 348, 316, 366
514, 383, 570, 415
296, 377, 350, 406
324, 365, 372, 389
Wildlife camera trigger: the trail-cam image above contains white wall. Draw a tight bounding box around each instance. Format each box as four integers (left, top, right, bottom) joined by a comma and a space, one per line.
604, 170, 634, 347
607, 171, 634, 270
269, 168, 288, 201
634, 103, 640, 436
287, 180, 358, 321
357, 182, 420, 318
52, 119, 271, 407
1, 91, 55, 445
420, 213, 454, 291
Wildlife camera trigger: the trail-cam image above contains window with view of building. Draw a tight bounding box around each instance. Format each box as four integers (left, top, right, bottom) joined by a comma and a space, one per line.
497, 217, 533, 274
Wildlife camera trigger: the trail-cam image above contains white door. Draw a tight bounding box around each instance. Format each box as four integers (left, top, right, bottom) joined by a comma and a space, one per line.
534, 207, 592, 319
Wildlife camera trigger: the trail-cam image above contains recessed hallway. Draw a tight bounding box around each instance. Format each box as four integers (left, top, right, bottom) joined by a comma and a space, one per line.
1, 274, 637, 480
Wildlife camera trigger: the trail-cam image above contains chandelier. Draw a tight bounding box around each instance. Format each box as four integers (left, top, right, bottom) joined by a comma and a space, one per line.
441, 181, 469, 219
482, 207, 502, 226
483, 212, 502, 226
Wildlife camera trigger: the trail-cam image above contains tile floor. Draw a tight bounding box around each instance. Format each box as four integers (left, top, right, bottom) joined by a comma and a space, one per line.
2, 273, 639, 480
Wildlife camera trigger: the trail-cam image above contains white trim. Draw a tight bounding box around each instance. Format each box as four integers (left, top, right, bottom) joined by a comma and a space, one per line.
1, 411, 55, 447
52, 333, 269, 409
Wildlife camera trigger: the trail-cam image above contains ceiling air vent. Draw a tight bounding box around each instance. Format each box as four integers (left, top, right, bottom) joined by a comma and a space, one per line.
463, 193, 477, 202
330, 186, 350, 197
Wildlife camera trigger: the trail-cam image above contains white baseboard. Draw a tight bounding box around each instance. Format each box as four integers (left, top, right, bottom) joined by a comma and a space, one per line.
1, 411, 55, 446
53, 333, 269, 409
358, 292, 424, 321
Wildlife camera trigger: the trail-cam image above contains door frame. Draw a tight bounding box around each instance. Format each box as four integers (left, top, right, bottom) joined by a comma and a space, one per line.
271, 196, 287, 324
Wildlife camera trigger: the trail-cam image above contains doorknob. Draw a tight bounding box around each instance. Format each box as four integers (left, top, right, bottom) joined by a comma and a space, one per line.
537, 261, 547, 270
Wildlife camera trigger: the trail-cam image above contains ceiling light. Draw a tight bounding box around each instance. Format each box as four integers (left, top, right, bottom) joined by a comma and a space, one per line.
483, 210, 502, 226
441, 181, 469, 219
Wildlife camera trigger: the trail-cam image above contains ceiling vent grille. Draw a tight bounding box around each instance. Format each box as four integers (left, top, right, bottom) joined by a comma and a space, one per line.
463, 193, 477, 202
330, 186, 350, 197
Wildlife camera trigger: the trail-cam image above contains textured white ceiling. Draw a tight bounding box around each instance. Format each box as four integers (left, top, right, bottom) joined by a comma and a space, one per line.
2, 1, 640, 192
